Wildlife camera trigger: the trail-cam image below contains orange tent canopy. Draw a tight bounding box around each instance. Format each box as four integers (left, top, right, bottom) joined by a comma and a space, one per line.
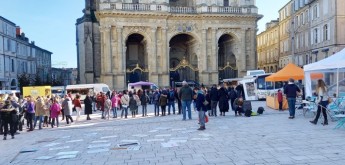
265, 63, 323, 82
265, 63, 304, 82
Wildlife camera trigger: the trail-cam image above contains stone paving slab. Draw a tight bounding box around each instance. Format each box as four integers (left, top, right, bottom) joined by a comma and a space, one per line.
1, 102, 345, 165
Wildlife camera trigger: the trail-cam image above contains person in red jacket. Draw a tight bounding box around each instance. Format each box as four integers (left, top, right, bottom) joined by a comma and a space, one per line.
99, 92, 106, 119
73, 95, 82, 121
277, 89, 283, 111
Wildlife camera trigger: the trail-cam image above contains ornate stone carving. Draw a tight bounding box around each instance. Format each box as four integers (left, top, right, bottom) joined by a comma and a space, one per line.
169, 57, 199, 72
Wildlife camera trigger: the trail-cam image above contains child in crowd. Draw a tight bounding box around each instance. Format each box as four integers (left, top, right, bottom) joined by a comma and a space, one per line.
277, 89, 283, 111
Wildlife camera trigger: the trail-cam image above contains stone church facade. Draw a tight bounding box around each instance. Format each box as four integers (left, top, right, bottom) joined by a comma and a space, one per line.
77, 0, 262, 90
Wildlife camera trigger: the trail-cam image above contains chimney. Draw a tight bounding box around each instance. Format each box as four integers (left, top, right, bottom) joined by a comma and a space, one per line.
16, 26, 22, 36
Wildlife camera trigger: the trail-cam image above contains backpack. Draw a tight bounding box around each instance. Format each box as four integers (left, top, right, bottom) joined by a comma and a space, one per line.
169, 91, 175, 100
129, 97, 137, 107
245, 109, 252, 117
257, 107, 264, 114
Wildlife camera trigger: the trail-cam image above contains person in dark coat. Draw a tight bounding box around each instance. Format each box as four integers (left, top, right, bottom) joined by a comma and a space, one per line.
140, 90, 149, 117
218, 85, 229, 116
284, 78, 301, 119
236, 84, 245, 100
205, 89, 212, 116
1, 100, 17, 140
209, 84, 219, 117
195, 87, 207, 130
84, 93, 93, 120
228, 86, 237, 111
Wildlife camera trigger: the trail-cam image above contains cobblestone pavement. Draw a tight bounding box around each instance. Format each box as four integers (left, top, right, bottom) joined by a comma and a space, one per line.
1, 101, 345, 165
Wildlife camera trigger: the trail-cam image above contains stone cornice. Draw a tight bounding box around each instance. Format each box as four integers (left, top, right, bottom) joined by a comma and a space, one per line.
96, 11, 262, 20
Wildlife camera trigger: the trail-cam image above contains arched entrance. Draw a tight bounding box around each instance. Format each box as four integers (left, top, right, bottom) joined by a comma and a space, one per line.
218, 34, 237, 80
10, 79, 17, 90
169, 34, 199, 87
125, 33, 149, 84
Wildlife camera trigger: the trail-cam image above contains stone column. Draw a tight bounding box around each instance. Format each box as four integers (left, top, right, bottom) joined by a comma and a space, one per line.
103, 25, 111, 73
238, 28, 247, 77
201, 28, 207, 71
111, 26, 117, 72
248, 29, 257, 70
149, 27, 159, 85
211, 28, 217, 71
200, 28, 208, 83
99, 25, 113, 87
210, 28, 218, 85
151, 27, 157, 73
161, 27, 169, 86
117, 27, 124, 72
113, 26, 125, 90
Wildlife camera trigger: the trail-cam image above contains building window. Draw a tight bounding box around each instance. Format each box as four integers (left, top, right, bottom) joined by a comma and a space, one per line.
314, 28, 318, 44
315, 54, 318, 62
323, 24, 329, 41
224, 0, 229, 6
301, 13, 304, 25
306, 55, 309, 64
313, 4, 319, 19
7, 38, 11, 51
305, 10, 309, 22
11, 59, 14, 72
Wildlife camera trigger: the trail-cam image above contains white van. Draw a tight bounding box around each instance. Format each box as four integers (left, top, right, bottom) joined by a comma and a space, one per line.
66, 83, 110, 100
127, 81, 158, 93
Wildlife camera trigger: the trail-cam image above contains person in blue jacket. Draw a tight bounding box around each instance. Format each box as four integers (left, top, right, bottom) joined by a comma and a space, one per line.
195, 87, 207, 130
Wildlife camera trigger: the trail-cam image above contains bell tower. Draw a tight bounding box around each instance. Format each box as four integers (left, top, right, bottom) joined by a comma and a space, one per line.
76, 0, 101, 84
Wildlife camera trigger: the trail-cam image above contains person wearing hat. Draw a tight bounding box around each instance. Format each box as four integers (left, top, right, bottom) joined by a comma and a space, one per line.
1, 100, 17, 140
178, 81, 194, 120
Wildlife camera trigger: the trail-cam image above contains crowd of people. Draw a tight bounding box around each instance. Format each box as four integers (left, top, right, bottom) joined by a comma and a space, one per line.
2, 77, 328, 140
0, 80, 248, 140
0, 92, 94, 140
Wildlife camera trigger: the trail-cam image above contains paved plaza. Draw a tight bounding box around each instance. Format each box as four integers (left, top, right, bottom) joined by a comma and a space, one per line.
1, 101, 345, 165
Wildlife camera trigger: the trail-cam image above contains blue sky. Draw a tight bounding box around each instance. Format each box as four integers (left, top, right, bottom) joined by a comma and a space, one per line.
0, 0, 84, 68
0, 0, 289, 68
257, 0, 290, 33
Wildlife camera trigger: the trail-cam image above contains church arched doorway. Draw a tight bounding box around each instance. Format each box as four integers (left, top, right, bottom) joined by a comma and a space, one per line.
218, 34, 237, 80
125, 33, 149, 84
169, 34, 199, 87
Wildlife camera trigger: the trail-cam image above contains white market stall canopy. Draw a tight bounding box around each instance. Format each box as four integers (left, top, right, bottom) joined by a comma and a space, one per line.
304, 48, 345, 72
304, 48, 345, 96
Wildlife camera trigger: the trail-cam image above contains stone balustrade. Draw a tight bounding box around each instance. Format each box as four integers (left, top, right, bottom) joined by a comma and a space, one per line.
170, 6, 196, 14
99, 3, 258, 14
122, 3, 151, 11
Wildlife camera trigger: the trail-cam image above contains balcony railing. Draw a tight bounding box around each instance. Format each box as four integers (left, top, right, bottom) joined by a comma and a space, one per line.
170, 6, 196, 14
216, 7, 242, 13
122, 3, 151, 11
99, 3, 258, 15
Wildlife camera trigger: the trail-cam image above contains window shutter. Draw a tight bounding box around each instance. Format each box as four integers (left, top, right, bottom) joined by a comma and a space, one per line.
317, 27, 321, 43
4, 38, 8, 51
327, 24, 331, 41
11, 40, 16, 53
